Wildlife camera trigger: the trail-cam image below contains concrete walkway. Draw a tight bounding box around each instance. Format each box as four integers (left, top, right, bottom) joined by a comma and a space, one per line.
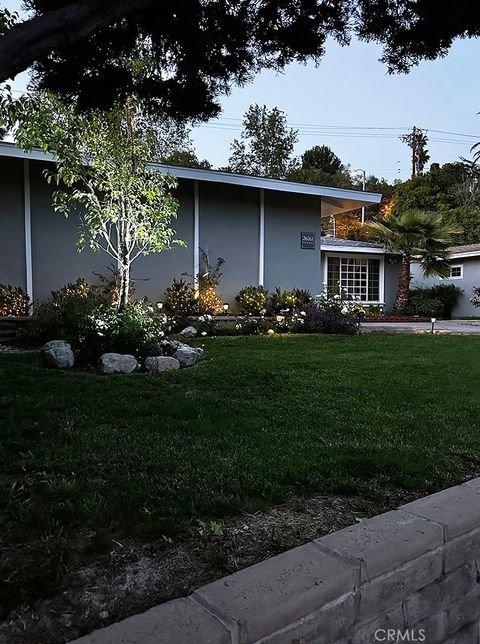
361, 320, 480, 334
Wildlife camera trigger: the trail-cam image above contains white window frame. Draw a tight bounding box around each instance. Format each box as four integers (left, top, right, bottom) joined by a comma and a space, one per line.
449, 264, 463, 280
323, 253, 385, 304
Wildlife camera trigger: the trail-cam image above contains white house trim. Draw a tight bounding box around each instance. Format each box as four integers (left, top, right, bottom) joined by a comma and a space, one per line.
322, 252, 385, 304
449, 251, 480, 260
258, 188, 265, 286
193, 180, 200, 292
23, 159, 33, 307
320, 244, 386, 255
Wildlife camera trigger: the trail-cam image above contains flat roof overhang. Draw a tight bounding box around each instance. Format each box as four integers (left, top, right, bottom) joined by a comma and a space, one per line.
0, 141, 382, 216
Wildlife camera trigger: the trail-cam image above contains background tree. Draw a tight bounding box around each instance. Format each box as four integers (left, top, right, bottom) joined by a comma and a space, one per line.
289, 145, 354, 188
401, 126, 430, 178
4, 92, 183, 308
367, 210, 460, 312
1, 2, 479, 122
228, 104, 298, 179
161, 149, 212, 170
384, 161, 480, 244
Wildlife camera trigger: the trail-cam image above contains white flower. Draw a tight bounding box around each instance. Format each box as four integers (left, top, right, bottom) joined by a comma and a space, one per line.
147, 306, 154, 313
201, 331, 207, 336
267, 329, 275, 335
300, 311, 306, 316
159, 331, 164, 337
341, 306, 348, 314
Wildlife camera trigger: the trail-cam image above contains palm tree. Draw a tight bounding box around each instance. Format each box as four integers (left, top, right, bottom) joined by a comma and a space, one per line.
366, 210, 460, 312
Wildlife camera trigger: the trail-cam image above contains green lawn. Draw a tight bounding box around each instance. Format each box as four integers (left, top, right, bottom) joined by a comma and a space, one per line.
1, 334, 480, 613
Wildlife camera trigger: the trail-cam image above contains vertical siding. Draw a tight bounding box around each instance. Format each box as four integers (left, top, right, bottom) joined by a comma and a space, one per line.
30, 160, 109, 300
133, 179, 194, 300
264, 191, 322, 295
0, 157, 25, 288
384, 256, 402, 310
198, 182, 259, 305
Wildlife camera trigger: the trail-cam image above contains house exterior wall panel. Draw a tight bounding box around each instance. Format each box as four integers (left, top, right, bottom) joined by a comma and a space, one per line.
0, 157, 26, 289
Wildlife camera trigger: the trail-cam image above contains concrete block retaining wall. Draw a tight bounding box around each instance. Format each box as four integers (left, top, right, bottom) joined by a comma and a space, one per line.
72, 478, 480, 644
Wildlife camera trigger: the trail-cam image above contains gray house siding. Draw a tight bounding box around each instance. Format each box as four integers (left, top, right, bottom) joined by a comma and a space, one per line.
0, 157, 26, 289
133, 179, 194, 300
30, 160, 108, 301
411, 259, 480, 317
199, 182, 259, 305
384, 257, 402, 310
264, 191, 322, 296
1, 151, 386, 310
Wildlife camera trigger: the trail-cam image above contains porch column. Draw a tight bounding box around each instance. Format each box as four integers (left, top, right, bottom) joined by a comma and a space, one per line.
193, 180, 200, 292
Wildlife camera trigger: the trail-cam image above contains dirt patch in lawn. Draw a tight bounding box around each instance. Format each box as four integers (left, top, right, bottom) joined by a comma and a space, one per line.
0, 490, 415, 644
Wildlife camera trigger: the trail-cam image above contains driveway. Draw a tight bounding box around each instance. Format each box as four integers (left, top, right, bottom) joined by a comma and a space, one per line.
361, 320, 480, 334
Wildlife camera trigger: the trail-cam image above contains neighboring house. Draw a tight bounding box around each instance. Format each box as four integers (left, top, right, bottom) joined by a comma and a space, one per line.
0, 142, 401, 309
411, 244, 480, 317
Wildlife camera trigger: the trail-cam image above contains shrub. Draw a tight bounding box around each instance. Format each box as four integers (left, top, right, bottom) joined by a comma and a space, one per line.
269, 287, 313, 314
197, 285, 223, 315
291, 288, 313, 309
405, 292, 444, 318
164, 278, 197, 316
197, 250, 224, 314
428, 284, 462, 318
195, 314, 219, 337
235, 285, 269, 315
233, 317, 270, 335
78, 301, 170, 364
22, 278, 105, 345
269, 288, 297, 314
302, 305, 359, 335
0, 284, 30, 316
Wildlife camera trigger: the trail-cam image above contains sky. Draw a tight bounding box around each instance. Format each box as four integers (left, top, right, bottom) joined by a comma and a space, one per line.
4, 1, 480, 182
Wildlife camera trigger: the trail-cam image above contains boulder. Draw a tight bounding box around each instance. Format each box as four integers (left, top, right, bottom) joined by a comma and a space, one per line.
99, 353, 138, 375
173, 347, 201, 368
41, 340, 75, 369
180, 326, 198, 338
145, 356, 181, 372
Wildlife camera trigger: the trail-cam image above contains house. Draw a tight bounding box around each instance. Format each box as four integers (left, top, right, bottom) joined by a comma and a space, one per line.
411, 244, 480, 317
0, 142, 401, 310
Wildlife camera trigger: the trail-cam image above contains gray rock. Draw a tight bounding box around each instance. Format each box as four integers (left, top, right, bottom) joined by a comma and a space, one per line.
98, 353, 138, 375
41, 340, 74, 369
180, 326, 198, 338
193, 347, 204, 358
145, 356, 181, 372
173, 347, 200, 368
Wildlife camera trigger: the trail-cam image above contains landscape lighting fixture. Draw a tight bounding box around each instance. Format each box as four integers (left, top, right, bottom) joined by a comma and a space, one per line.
431, 317, 436, 334
223, 303, 229, 313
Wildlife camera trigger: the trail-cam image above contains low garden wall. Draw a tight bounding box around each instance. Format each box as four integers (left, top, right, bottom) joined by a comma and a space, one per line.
72, 478, 480, 644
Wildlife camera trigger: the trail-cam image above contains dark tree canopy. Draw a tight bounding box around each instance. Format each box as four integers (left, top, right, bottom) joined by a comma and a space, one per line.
1, 1, 479, 121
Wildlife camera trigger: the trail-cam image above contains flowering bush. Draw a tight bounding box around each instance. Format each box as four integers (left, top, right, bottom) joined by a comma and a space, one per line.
235, 285, 268, 315
0, 284, 30, 316
79, 301, 170, 363
195, 314, 218, 337
471, 287, 480, 308
302, 305, 358, 335
164, 278, 197, 316
233, 317, 270, 335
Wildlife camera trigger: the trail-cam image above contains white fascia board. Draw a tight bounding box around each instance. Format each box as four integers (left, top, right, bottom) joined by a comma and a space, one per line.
449, 251, 480, 259
0, 142, 381, 206
153, 162, 381, 204
320, 245, 386, 254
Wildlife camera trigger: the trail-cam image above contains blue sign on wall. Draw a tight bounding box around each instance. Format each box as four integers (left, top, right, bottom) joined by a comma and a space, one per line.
301, 232, 315, 250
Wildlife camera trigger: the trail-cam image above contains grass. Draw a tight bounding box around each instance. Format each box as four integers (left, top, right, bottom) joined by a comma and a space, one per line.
1, 333, 480, 614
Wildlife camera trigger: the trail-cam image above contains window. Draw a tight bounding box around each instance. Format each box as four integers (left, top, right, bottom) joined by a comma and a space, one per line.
449, 264, 463, 279
327, 256, 381, 302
